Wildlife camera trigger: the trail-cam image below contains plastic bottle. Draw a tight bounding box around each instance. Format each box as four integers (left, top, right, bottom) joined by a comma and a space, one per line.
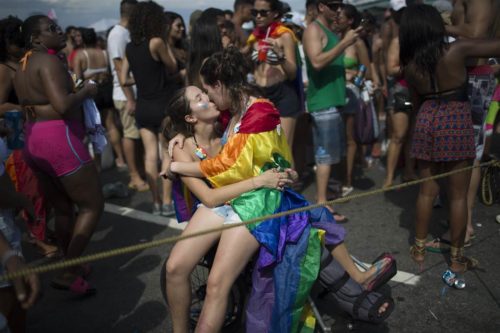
354, 64, 367, 88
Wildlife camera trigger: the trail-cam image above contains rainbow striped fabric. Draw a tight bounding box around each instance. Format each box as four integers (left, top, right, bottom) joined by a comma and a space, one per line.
200, 100, 345, 332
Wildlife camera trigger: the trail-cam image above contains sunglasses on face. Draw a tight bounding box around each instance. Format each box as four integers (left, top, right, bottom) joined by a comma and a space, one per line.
324, 2, 344, 11
46, 24, 61, 33
251, 9, 271, 18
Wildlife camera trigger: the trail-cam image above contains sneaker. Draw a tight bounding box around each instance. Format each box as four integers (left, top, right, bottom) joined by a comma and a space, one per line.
342, 186, 354, 197
161, 203, 175, 217
152, 203, 162, 216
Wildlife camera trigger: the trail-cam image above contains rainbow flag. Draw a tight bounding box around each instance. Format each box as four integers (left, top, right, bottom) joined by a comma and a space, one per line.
200, 100, 345, 332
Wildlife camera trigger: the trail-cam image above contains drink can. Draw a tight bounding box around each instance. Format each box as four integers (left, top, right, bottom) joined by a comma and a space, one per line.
4, 110, 24, 150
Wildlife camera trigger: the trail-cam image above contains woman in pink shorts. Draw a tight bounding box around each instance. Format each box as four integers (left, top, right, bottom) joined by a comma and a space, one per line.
14, 15, 103, 295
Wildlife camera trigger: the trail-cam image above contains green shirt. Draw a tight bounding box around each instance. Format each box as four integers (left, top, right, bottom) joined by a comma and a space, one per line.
306, 20, 346, 112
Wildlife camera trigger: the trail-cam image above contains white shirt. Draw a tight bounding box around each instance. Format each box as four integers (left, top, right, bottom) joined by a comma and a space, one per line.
107, 24, 136, 101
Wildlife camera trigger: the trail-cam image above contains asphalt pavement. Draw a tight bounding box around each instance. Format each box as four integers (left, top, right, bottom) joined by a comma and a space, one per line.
23, 159, 500, 333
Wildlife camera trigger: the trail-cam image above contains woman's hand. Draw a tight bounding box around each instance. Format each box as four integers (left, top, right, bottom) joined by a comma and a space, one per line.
263, 38, 284, 59
82, 80, 98, 98
159, 159, 178, 180
284, 168, 299, 183
254, 168, 292, 191
168, 133, 186, 157
5, 255, 40, 309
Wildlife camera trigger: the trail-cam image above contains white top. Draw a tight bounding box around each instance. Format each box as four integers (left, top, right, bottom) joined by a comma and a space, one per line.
107, 24, 136, 101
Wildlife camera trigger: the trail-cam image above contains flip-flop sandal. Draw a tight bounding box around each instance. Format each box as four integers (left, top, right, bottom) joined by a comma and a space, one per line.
425, 237, 451, 253
51, 276, 96, 296
365, 253, 397, 292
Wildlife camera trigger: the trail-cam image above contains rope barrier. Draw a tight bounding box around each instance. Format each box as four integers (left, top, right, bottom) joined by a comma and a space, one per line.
0, 160, 496, 283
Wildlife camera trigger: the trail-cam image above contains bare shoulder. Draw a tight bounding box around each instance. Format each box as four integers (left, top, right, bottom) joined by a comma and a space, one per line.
150, 37, 166, 49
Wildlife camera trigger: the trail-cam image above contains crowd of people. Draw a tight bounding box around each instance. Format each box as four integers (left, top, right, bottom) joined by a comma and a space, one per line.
0, 0, 499, 332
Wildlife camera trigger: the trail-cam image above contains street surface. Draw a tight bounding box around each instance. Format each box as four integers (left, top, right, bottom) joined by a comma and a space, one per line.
23, 159, 500, 333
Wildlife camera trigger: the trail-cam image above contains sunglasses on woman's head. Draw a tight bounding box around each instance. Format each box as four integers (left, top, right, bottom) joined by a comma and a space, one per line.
324, 2, 344, 11
251, 9, 271, 18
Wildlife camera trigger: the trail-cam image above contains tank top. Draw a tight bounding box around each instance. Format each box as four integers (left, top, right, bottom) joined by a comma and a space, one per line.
305, 20, 346, 112
82, 49, 108, 79
125, 40, 178, 101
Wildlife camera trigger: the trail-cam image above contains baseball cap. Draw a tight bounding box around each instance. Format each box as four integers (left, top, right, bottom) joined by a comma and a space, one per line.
390, 0, 406, 11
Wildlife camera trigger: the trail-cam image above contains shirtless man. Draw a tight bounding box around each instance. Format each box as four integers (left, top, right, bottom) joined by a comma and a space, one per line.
232, 0, 253, 48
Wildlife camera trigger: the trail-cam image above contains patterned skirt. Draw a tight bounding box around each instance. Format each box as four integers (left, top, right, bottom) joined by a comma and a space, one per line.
411, 99, 475, 162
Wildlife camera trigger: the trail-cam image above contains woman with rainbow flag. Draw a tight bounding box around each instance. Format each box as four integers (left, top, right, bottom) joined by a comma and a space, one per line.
247, 0, 303, 157
168, 47, 393, 333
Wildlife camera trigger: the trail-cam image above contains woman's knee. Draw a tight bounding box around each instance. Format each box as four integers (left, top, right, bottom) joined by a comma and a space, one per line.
205, 271, 232, 301
165, 255, 191, 282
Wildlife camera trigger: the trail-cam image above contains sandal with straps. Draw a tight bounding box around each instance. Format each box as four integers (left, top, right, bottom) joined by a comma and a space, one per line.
450, 246, 479, 273
409, 238, 426, 264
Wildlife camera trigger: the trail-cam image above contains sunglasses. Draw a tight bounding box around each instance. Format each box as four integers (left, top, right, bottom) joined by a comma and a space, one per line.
46, 24, 61, 33
251, 9, 271, 18
324, 2, 345, 11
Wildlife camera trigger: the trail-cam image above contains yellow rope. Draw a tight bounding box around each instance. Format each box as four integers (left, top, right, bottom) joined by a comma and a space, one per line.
0, 160, 496, 283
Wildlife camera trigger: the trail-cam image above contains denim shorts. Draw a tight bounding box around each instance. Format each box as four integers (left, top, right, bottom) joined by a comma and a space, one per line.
198, 204, 242, 225
0, 211, 22, 289
310, 107, 346, 165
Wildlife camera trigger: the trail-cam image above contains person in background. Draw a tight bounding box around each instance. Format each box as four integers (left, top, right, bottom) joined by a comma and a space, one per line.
67, 27, 83, 70
400, 4, 500, 278
108, 0, 149, 192
14, 15, 103, 295
60, 25, 76, 61
303, 0, 360, 222
0, 16, 57, 259
187, 14, 223, 88
335, 4, 372, 196
74, 27, 125, 171
120, 1, 179, 216
383, 1, 417, 188
0, 130, 39, 333
232, 0, 254, 48
247, 0, 302, 161
224, 9, 233, 21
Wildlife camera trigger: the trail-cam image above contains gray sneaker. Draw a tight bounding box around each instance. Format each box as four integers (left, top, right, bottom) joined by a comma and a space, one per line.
152, 203, 162, 216
161, 203, 175, 217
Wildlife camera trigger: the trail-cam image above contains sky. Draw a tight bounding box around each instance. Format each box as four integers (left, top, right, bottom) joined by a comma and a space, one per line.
1, 0, 308, 30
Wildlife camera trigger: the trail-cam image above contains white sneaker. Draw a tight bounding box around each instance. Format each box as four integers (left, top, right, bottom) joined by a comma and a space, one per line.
342, 186, 354, 197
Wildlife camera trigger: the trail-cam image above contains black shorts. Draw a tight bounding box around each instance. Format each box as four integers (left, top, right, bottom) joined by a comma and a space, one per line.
261, 80, 301, 118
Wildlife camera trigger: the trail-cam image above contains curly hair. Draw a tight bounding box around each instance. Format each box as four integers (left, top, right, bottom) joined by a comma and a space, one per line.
0, 16, 24, 62
129, 1, 166, 44
200, 47, 259, 113
399, 4, 448, 79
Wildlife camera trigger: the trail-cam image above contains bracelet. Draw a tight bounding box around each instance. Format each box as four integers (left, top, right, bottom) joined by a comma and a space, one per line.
1, 249, 23, 267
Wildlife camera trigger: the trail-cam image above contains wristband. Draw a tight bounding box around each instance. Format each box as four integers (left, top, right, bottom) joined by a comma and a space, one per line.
1, 249, 23, 267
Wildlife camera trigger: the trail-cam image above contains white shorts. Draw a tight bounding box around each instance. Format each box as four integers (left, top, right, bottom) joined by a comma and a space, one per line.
197, 204, 242, 225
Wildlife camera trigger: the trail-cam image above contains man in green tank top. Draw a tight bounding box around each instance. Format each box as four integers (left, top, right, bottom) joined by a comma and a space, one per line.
303, 0, 361, 222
